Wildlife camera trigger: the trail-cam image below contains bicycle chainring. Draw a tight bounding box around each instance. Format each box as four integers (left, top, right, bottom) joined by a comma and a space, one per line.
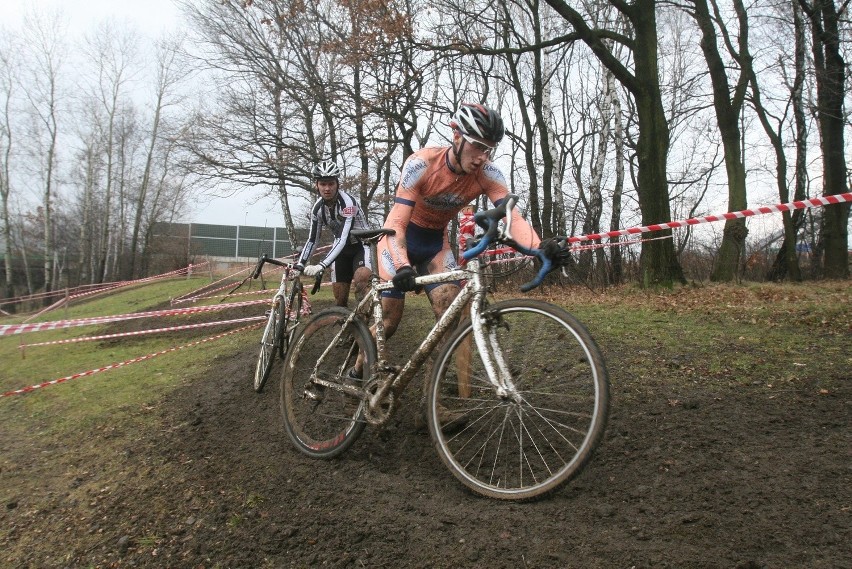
362, 379, 395, 426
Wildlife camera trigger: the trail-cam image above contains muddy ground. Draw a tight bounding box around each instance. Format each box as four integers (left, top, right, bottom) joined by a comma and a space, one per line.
1, 289, 850, 569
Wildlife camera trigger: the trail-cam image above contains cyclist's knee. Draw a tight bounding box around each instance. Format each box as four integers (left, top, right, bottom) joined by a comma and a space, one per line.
353, 267, 371, 293
332, 282, 350, 307
428, 283, 460, 316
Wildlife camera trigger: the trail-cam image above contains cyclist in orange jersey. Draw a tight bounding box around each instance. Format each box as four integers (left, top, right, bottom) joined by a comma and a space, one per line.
376, 102, 541, 339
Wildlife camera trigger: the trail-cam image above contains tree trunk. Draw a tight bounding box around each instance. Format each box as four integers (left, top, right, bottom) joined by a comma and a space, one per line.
607, 64, 625, 285
763, 0, 808, 281
631, 5, 685, 286
691, 0, 750, 282
505, 53, 544, 237
131, 101, 161, 278
803, 0, 849, 278
541, 0, 684, 285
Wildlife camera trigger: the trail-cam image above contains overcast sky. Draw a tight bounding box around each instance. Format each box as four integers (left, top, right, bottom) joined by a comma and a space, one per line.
1, 0, 285, 228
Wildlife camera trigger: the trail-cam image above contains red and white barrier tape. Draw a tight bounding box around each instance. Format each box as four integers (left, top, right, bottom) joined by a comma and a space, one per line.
4, 262, 207, 310
0, 322, 263, 398
567, 192, 852, 244
171, 264, 257, 304
569, 235, 671, 251
0, 299, 268, 336
462, 236, 666, 266
18, 316, 266, 349
172, 279, 255, 304
171, 247, 330, 305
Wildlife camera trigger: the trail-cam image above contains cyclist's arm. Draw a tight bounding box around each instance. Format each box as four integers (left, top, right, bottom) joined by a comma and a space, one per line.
316, 193, 358, 269
383, 157, 424, 270
482, 163, 541, 249
297, 201, 323, 266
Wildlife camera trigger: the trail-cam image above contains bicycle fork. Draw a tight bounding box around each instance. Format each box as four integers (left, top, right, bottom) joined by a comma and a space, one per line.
468, 269, 522, 403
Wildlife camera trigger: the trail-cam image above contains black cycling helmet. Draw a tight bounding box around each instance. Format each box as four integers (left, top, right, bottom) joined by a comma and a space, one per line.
450, 103, 505, 144
312, 160, 340, 179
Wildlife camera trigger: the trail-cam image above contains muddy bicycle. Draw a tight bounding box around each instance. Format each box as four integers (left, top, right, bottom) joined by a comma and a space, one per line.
250, 255, 322, 393
280, 196, 610, 500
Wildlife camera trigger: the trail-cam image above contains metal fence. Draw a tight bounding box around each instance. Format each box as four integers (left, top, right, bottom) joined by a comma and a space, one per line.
151, 222, 308, 260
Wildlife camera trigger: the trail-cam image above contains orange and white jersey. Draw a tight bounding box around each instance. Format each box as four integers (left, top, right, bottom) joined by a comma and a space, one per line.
382, 146, 539, 270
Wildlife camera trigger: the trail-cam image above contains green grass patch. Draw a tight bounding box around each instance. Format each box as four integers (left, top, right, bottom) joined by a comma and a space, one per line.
2, 278, 848, 439
0, 276, 265, 435
533, 281, 849, 393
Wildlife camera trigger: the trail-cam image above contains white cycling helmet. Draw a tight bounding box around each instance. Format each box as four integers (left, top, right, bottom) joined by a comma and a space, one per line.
312, 160, 340, 179
450, 103, 505, 144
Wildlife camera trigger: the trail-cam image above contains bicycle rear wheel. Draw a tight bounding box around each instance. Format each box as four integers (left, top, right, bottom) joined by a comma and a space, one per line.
280, 307, 376, 459
427, 299, 609, 501
253, 299, 283, 393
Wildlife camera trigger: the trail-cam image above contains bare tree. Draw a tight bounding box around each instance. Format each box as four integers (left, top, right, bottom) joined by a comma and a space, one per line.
799, 0, 849, 278
81, 20, 139, 283
749, 0, 809, 281
72, 116, 104, 285
128, 32, 187, 278
21, 8, 67, 295
607, 61, 627, 284
541, 0, 686, 286
179, 0, 317, 247
684, 0, 751, 282
0, 28, 18, 300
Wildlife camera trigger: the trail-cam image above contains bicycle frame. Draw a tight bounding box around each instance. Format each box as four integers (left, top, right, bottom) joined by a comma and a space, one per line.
308, 241, 515, 425
256, 257, 311, 320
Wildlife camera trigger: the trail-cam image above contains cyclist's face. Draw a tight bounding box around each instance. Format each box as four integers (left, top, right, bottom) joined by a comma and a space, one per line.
453, 132, 495, 172
316, 178, 338, 201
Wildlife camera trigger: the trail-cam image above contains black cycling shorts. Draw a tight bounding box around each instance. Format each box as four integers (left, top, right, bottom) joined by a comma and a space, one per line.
330, 242, 371, 284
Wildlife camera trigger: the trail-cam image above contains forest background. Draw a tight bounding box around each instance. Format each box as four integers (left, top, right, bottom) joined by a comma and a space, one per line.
1, 0, 850, 304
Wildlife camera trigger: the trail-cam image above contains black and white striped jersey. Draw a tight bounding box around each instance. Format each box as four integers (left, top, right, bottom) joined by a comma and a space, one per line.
297, 190, 371, 268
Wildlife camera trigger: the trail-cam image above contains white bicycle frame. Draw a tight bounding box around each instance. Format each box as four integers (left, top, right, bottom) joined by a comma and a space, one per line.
306, 237, 520, 424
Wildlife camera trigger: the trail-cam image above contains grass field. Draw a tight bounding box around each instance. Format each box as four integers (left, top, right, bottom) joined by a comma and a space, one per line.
0, 277, 849, 568
2, 277, 847, 435
0, 276, 272, 433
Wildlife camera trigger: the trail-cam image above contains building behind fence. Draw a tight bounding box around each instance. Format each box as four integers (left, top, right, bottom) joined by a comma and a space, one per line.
151, 222, 308, 258
149, 222, 311, 273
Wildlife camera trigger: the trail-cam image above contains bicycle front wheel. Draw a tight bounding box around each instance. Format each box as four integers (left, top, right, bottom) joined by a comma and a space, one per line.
427, 299, 609, 501
253, 299, 284, 393
281, 307, 376, 459
278, 281, 303, 360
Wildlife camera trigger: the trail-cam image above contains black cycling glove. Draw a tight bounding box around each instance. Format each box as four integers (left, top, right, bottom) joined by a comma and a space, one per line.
538, 237, 563, 258
392, 265, 418, 292
537, 237, 570, 273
